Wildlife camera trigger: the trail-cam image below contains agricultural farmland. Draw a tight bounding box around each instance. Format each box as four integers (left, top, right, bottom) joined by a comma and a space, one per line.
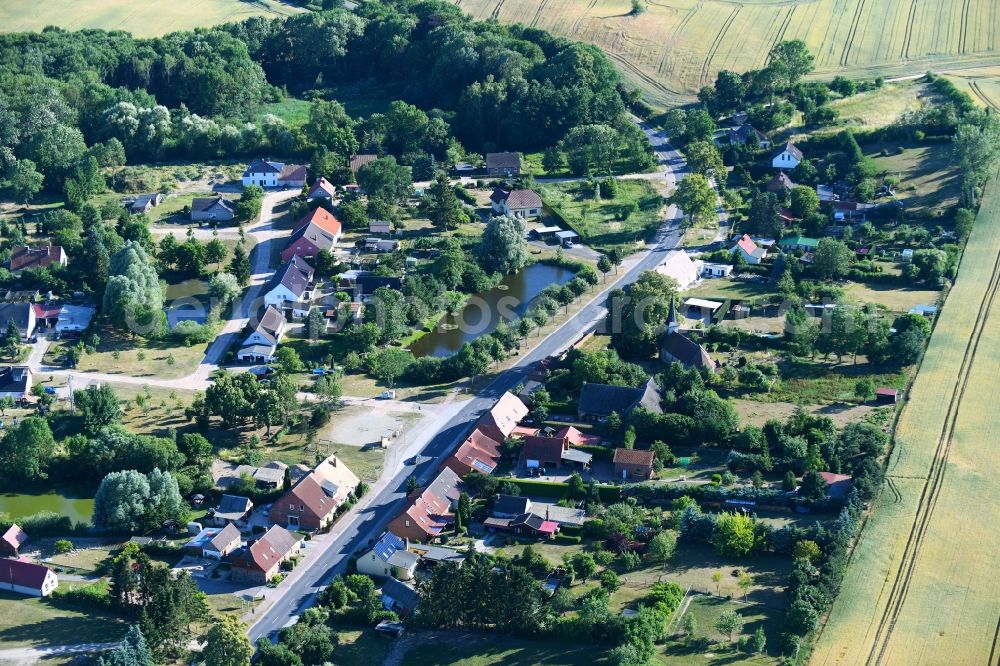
454, 0, 1000, 106
811, 172, 1000, 664
0, 0, 301, 36
945, 66, 1000, 111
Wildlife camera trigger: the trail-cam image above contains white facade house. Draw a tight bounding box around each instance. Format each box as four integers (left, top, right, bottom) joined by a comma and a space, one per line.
701, 262, 734, 278
263, 258, 314, 319
55, 305, 96, 334
771, 141, 803, 170
356, 532, 418, 581
0, 559, 58, 597
0, 366, 32, 401
237, 305, 286, 363
655, 251, 702, 290
242, 159, 283, 188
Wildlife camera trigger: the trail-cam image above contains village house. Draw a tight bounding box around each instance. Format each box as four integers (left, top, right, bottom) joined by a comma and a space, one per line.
577, 379, 660, 423
264, 257, 315, 319
369, 221, 392, 235
207, 495, 253, 528
0, 303, 35, 340
771, 141, 803, 170
9, 245, 67, 274
230, 525, 301, 585
817, 472, 854, 501
701, 262, 734, 279
380, 577, 420, 617
268, 472, 340, 532
485, 152, 521, 177
720, 124, 769, 149
354, 275, 403, 303
311, 455, 361, 506
778, 235, 820, 253
229, 461, 289, 490
0, 366, 32, 402
185, 524, 242, 560
0, 524, 28, 555
492, 494, 532, 519
0, 559, 58, 597
441, 428, 502, 477
130, 192, 163, 214
190, 196, 236, 223
237, 305, 286, 364
613, 448, 655, 481
282, 208, 342, 262
476, 392, 529, 443
356, 532, 418, 581
32, 303, 60, 331
765, 172, 795, 194
364, 238, 401, 253
518, 434, 592, 471
349, 154, 378, 174
55, 304, 96, 335
242, 159, 307, 188
655, 250, 701, 290
730, 234, 767, 264
489, 188, 543, 218
306, 177, 337, 202
483, 512, 558, 539
386, 467, 461, 543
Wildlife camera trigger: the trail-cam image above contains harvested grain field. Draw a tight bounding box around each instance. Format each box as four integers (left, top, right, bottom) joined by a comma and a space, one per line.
453, 0, 1000, 106
811, 171, 1000, 664
0, 0, 301, 36
945, 66, 1000, 111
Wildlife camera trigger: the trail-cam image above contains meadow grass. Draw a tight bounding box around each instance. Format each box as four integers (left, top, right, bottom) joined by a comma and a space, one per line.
812, 173, 1000, 664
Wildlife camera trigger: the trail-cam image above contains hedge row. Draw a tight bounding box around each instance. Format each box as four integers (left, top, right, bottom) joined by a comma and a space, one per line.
507, 479, 622, 503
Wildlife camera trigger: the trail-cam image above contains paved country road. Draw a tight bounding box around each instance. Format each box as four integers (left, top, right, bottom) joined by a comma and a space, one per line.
245, 122, 695, 643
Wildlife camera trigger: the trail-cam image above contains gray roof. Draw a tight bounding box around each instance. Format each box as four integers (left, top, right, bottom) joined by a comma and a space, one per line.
131, 193, 161, 210
0, 366, 30, 394
494, 495, 531, 516
486, 152, 520, 170
426, 467, 461, 504
0, 303, 33, 337
774, 141, 803, 161
215, 495, 252, 520
661, 331, 714, 370
269, 260, 312, 299
247, 305, 285, 346
381, 577, 419, 611
417, 546, 465, 563
244, 159, 282, 175
208, 523, 241, 552
387, 549, 419, 571
578, 382, 646, 418
191, 196, 235, 214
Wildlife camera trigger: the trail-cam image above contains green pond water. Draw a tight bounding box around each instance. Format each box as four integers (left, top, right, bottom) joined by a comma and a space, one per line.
0, 490, 95, 525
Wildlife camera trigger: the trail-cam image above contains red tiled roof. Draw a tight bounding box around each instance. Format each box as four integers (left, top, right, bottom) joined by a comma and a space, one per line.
293, 207, 342, 237
0, 558, 51, 590
278, 473, 338, 521
307, 177, 337, 199
278, 164, 307, 182
446, 429, 502, 475
736, 234, 758, 254
818, 472, 852, 484
520, 436, 567, 463
32, 303, 61, 319
10, 246, 65, 272
1, 525, 28, 552
554, 426, 601, 447
876, 387, 898, 396
238, 525, 299, 572
613, 448, 654, 467
349, 154, 378, 173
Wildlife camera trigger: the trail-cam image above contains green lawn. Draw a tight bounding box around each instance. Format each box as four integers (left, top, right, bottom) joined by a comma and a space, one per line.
0, 586, 124, 649
539, 180, 663, 253
331, 628, 393, 666
868, 141, 962, 218
658, 594, 781, 665
763, 358, 908, 404
52, 324, 210, 380
255, 98, 313, 127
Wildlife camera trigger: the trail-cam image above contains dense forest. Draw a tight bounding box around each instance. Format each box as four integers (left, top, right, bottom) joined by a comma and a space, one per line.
0, 0, 640, 190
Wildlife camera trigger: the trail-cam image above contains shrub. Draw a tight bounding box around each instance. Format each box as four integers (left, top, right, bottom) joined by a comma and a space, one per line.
53, 539, 73, 554
554, 534, 581, 545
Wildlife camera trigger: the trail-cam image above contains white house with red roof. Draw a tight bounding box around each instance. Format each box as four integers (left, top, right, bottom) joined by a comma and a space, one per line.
729, 234, 767, 264
306, 178, 337, 202
0, 559, 58, 597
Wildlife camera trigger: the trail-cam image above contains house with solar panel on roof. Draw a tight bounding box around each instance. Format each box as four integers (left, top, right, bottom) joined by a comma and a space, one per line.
356, 531, 419, 581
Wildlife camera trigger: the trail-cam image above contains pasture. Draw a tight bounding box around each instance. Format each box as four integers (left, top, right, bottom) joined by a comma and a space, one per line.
0, 0, 301, 36
452, 0, 1000, 106
811, 173, 1000, 664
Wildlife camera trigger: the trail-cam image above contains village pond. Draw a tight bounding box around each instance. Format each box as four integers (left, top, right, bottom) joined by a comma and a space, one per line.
409, 262, 575, 358
0, 489, 95, 525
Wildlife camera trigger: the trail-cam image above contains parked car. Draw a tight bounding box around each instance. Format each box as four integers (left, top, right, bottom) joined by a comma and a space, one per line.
380, 390, 396, 399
